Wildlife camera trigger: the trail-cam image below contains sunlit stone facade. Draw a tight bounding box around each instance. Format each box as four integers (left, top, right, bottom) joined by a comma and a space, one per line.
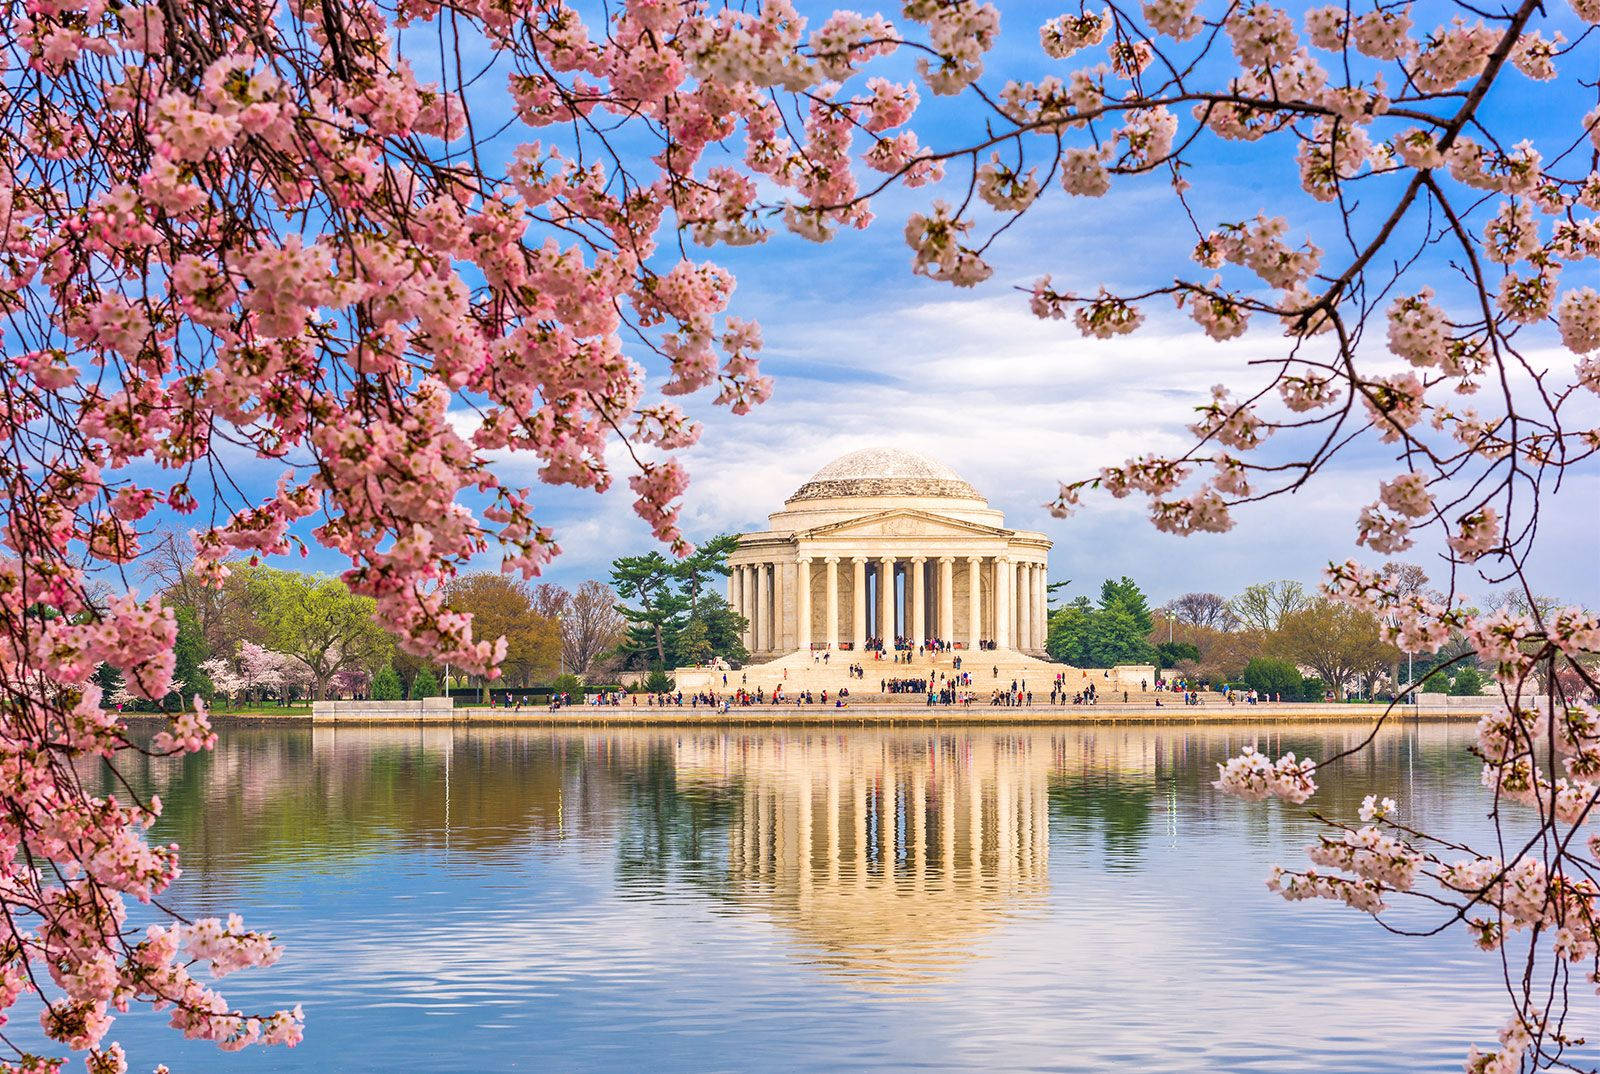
727, 448, 1052, 659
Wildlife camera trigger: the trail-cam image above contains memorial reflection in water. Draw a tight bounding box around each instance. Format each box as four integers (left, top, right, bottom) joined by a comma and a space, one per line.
676, 734, 1051, 987
80, 722, 1528, 1074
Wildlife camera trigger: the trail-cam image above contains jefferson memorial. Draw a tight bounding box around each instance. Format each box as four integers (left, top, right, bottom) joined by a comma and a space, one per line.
726, 447, 1052, 658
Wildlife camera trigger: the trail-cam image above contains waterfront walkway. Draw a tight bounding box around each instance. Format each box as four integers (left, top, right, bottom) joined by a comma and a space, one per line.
298, 698, 1494, 726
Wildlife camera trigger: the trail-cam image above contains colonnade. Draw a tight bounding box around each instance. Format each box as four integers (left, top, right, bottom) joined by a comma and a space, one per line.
728, 553, 1049, 654
723, 736, 1049, 896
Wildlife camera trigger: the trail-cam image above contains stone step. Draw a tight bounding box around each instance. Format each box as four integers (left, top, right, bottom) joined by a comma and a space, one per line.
675, 648, 1157, 696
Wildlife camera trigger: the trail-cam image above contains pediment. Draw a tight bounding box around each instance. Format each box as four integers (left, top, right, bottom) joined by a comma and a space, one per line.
800, 509, 1012, 540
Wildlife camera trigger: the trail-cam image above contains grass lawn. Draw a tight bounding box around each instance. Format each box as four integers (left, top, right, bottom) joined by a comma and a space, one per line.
117, 702, 315, 718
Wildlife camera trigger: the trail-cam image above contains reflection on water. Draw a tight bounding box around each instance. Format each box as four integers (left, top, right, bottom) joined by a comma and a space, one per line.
45, 722, 1592, 1072
694, 735, 1052, 989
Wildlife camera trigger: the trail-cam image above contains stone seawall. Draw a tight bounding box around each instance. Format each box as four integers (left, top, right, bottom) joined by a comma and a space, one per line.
311, 698, 455, 723
293, 699, 1494, 727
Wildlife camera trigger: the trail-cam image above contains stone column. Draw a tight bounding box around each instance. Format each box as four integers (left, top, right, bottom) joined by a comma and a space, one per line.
1041, 565, 1050, 643
901, 565, 913, 637
938, 557, 954, 642
911, 556, 927, 643
731, 566, 747, 649
824, 556, 840, 649
1033, 562, 1043, 647
776, 559, 790, 653
796, 557, 812, 652
995, 556, 1011, 648
966, 556, 982, 648
1018, 562, 1032, 650
1030, 562, 1042, 648
1026, 565, 1034, 646
755, 562, 770, 653
852, 557, 867, 649
878, 555, 895, 642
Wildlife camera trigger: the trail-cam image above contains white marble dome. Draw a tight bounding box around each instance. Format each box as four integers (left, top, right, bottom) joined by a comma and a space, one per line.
788, 447, 983, 503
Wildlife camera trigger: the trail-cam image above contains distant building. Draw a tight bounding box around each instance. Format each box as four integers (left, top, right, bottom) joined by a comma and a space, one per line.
727, 447, 1051, 658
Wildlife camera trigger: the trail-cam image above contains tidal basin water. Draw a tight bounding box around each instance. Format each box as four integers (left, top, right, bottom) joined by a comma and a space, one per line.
57, 721, 1588, 1072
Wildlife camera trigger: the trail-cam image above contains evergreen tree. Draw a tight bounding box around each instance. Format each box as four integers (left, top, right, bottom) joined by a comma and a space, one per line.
171, 605, 214, 708
676, 618, 715, 665
672, 533, 740, 617
409, 666, 439, 699
1155, 641, 1201, 668
1099, 577, 1154, 634
612, 539, 748, 668
1084, 607, 1161, 667
1449, 666, 1486, 696
611, 551, 690, 669
680, 592, 748, 665
1045, 602, 1094, 665
1046, 589, 1158, 667
370, 664, 403, 701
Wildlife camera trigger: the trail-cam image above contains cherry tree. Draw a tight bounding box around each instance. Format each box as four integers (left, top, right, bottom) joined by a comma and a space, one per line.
235, 642, 305, 705
198, 658, 245, 705
1, 0, 1597, 1068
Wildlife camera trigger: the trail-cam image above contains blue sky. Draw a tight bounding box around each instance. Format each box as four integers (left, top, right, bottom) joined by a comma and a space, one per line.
199, 2, 1600, 610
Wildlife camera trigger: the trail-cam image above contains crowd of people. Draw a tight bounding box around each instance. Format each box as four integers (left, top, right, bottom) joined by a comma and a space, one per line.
594, 687, 861, 711
536, 649, 1313, 712
882, 677, 928, 694
856, 637, 973, 663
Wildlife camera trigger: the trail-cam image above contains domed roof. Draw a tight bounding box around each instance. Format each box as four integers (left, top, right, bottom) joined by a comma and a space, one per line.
788, 448, 984, 503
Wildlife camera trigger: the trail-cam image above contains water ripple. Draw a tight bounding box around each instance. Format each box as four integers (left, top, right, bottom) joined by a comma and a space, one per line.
18, 721, 1585, 1073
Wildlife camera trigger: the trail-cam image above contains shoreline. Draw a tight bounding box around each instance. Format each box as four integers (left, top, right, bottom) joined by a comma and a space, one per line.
144, 701, 1491, 729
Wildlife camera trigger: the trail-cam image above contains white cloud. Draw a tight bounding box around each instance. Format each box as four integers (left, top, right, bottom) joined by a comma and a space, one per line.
513, 289, 1600, 609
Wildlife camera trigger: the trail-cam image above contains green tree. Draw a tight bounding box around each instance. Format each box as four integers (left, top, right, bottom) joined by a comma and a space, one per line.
1155, 640, 1200, 668
1045, 600, 1095, 665
171, 605, 214, 708
679, 592, 747, 665
1241, 657, 1303, 700
550, 673, 583, 696
246, 569, 393, 699
672, 533, 740, 618
370, 665, 403, 701
1099, 577, 1154, 634
643, 667, 675, 693
612, 551, 690, 669
1086, 607, 1160, 666
1046, 594, 1159, 667
409, 666, 439, 699
1449, 666, 1486, 696
676, 618, 715, 666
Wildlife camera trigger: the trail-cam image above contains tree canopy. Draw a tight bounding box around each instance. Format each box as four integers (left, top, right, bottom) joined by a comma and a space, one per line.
444, 573, 562, 686
1268, 600, 1400, 701
1047, 583, 1160, 668
244, 568, 393, 700
612, 536, 748, 669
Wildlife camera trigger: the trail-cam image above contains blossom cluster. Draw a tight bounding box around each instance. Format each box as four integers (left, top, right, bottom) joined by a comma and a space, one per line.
5, 0, 1599, 1067
1212, 746, 1318, 803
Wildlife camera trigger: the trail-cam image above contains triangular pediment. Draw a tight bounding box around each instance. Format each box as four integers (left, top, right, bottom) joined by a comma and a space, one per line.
799, 508, 1012, 540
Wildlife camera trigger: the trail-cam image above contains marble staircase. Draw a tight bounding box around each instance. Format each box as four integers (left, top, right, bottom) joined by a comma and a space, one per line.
675, 647, 1158, 702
